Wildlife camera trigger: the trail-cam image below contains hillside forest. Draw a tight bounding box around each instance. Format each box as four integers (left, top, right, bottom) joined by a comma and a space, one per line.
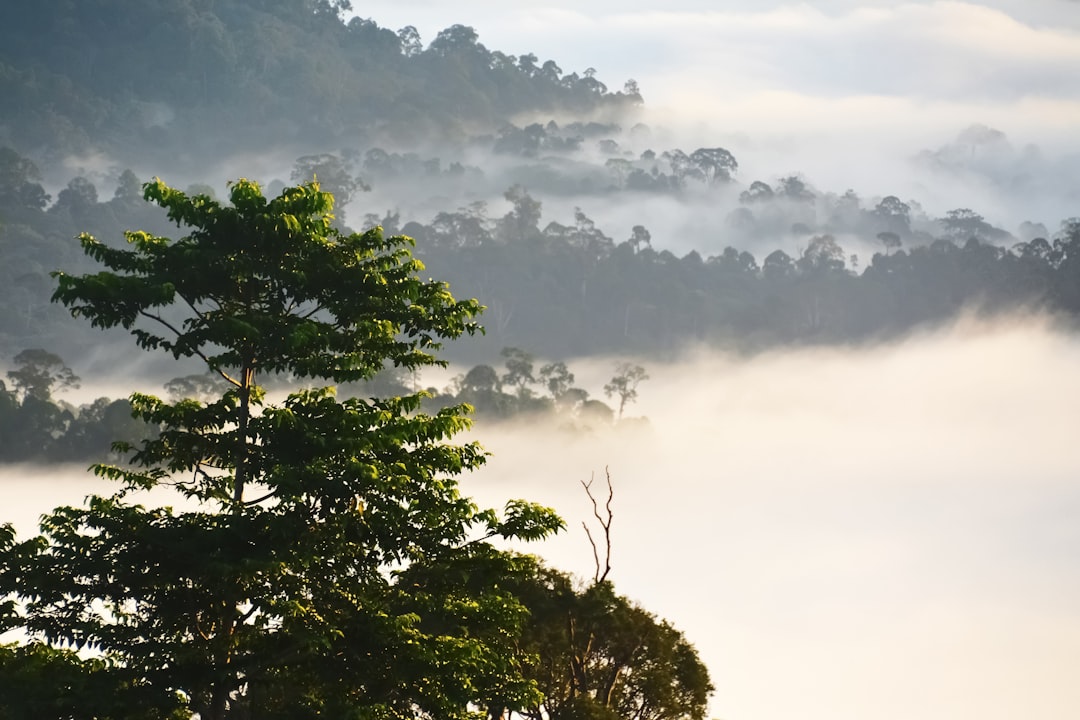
0, 2, 1077, 720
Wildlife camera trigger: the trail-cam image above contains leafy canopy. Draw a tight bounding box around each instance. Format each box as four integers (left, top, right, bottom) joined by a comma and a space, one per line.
1, 178, 563, 720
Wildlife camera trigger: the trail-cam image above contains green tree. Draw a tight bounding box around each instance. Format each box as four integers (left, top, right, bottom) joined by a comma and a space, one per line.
0, 178, 563, 719
0, 638, 185, 719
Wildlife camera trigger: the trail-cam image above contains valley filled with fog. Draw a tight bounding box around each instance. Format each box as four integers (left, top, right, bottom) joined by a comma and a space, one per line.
7, 317, 1080, 720
2, 1, 1079, 719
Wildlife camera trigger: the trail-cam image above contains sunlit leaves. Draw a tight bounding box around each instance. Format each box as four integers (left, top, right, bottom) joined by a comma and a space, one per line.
4, 177, 561, 719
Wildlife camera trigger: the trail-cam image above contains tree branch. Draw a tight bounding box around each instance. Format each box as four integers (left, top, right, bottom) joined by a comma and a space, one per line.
137, 309, 240, 386
581, 467, 614, 584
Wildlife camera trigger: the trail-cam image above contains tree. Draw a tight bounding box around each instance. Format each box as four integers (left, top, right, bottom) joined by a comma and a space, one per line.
877, 231, 902, 256
396, 25, 422, 57
603, 363, 649, 419
797, 234, 846, 275
626, 225, 652, 253
739, 180, 774, 205
940, 208, 993, 241
521, 580, 712, 720
688, 147, 737, 184
873, 196, 911, 236
501, 473, 711, 720
6, 348, 80, 401
51, 176, 99, 218
500, 346, 536, 398
290, 153, 367, 225
114, 169, 143, 201
539, 361, 575, 404
0, 178, 564, 719
776, 175, 814, 203
0, 146, 50, 215
499, 185, 542, 244
762, 249, 795, 281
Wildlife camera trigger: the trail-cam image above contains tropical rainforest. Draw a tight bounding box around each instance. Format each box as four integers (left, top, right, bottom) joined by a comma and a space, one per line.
0, 1, 1076, 719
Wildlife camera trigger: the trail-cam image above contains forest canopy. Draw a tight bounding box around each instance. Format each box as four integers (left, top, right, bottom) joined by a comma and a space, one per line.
0, 0, 640, 165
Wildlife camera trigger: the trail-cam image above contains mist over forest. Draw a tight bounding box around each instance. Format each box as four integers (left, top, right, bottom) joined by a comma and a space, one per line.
1, 2, 1079, 720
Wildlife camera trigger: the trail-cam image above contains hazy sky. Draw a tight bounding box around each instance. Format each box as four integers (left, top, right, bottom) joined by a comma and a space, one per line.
347, 1, 1080, 225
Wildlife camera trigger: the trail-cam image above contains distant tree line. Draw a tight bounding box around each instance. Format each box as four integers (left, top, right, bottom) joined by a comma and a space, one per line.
3, 145, 1078, 363
349, 348, 650, 428
0, 349, 154, 464
401, 189, 1080, 358
0, 344, 650, 465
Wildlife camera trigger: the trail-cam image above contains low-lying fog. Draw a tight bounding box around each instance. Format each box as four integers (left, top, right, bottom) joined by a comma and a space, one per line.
5, 317, 1080, 720
466, 317, 1080, 720
342, 0, 1080, 231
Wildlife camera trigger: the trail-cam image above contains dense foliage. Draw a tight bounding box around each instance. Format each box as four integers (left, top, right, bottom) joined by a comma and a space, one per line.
0, 179, 567, 719
417, 215, 1080, 358
0, 0, 639, 164
4, 142, 1079, 364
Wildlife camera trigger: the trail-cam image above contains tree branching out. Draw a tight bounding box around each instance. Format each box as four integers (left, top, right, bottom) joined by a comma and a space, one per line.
0, 178, 565, 719
582, 467, 614, 584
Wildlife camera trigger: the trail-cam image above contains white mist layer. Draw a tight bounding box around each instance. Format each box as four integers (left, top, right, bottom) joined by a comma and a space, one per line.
4, 318, 1080, 719
462, 317, 1080, 720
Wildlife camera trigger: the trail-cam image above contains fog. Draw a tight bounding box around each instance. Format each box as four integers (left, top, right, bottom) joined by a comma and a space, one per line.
463, 316, 1080, 720
335, 0, 1080, 233
8, 3, 1080, 716
43, 2, 1080, 260
7, 317, 1080, 720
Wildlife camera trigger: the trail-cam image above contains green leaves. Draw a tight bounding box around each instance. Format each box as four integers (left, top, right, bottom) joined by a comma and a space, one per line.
3, 177, 563, 719
494, 500, 566, 541
53, 180, 483, 382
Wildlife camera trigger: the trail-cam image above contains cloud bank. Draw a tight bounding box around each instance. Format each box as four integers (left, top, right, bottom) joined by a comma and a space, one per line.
346, 1, 1080, 228
460, 316, 1080, 720
6, 317, 1080, 719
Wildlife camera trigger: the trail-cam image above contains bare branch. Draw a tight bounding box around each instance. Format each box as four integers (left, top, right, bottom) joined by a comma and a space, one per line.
137, 309, 241, 386
581, 467, 614, 584
299, 306, 324, 320
582, 520, 601, 584
244, 490, 278, 506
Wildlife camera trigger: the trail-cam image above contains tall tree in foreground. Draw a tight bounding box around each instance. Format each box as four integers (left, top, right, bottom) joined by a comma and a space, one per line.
0, 179, 563, 719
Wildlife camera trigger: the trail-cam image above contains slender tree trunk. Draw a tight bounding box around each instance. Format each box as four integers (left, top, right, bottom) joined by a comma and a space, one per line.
234, 363, 254, 505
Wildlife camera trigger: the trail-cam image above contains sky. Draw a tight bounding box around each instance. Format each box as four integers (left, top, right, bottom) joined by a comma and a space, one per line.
346, 0, 1080, 227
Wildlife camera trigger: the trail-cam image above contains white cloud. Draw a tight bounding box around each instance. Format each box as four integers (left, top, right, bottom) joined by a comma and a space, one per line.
348, 2, 1080, 214
459, 316, 1080, 720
